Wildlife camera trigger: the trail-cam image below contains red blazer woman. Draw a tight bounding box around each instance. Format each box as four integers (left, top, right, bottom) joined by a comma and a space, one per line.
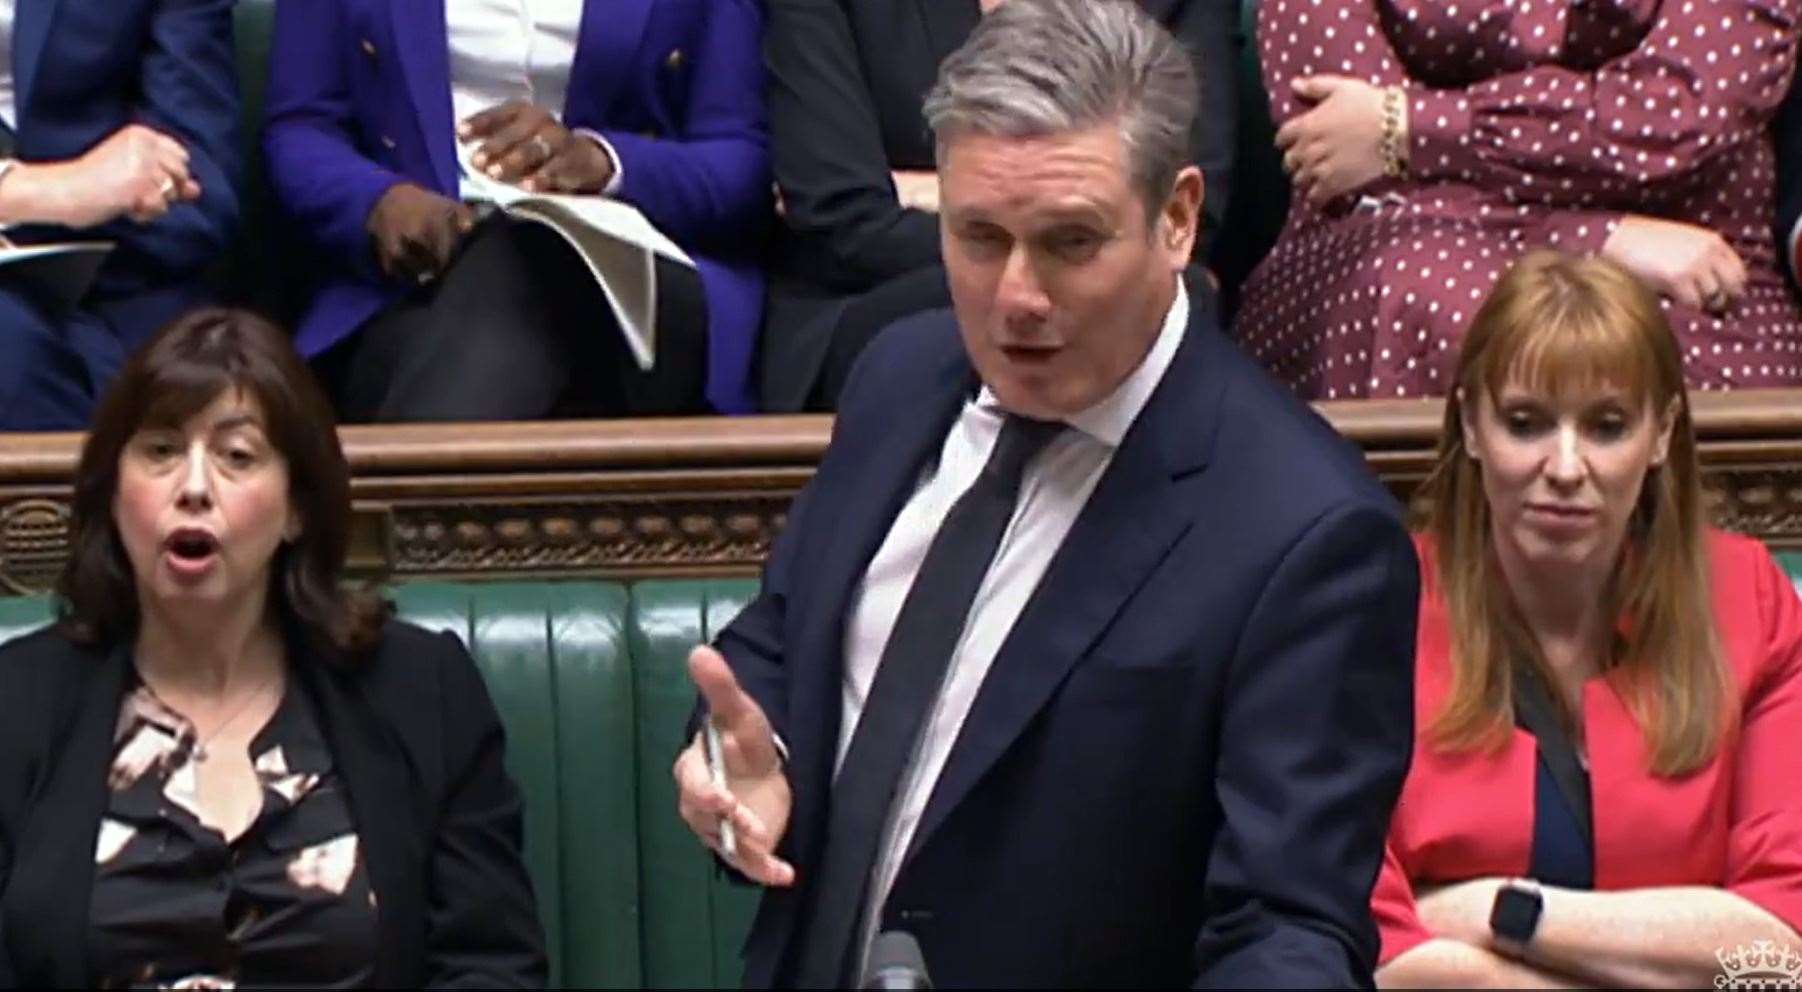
1374, 529, 1802, 964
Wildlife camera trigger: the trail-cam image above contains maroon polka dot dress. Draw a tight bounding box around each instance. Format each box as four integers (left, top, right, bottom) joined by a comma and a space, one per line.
1236, 0, 1802, 399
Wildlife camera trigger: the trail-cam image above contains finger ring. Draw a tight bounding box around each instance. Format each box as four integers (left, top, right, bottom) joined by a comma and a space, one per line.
158, 176, 176, 199
531, 134, 554, 161
1706, 290, 1728, 312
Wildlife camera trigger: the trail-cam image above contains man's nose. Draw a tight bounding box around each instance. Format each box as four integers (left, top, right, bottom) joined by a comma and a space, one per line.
996, 244, 1051, 318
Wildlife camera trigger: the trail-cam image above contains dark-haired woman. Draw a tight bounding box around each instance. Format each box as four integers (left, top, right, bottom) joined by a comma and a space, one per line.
1373, 252, 1802, 987
0, 309, 545, 987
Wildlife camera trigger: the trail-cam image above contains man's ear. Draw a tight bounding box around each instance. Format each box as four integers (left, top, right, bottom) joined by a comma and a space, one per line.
1159, 165, 1203, 263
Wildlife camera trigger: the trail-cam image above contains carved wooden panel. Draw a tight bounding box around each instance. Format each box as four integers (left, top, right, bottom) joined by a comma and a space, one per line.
0, 498, 70, 596
376, 494, 792, 579
5, 394, 1802, 595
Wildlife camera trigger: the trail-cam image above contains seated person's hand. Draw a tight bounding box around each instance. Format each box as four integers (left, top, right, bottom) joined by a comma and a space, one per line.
365, 183, 475, 285
892, 169, 940, 213
1, 124, 200, 229
674, 645, 795, 887
1602, 214, 1746, 314
1277, 75, 1393, 207
459, 100, 615, 194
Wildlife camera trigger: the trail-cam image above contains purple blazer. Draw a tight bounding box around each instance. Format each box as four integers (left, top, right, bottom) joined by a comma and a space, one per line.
262, 0, 769, 413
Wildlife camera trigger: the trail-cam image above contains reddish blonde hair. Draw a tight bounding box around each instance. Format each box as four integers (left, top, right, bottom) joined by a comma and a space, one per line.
1420, 251, 1728, 776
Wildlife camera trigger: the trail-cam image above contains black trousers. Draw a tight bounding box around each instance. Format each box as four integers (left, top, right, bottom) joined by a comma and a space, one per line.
759, 264, 952, 412
325, 217, 710, 422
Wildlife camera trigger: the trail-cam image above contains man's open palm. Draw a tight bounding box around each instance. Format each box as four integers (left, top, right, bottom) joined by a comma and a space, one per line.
673, 646, 795, 886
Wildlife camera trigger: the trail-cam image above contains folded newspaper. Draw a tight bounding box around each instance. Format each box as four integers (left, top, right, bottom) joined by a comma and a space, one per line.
457, 143, 692, 371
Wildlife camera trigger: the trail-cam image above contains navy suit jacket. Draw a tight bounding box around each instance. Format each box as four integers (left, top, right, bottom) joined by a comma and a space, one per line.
263, 0, 769, 413
716, 290, 1420, 987
8, 0, 239, 346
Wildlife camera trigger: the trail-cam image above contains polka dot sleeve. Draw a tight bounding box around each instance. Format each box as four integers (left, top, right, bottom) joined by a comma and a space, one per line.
1409, 0, 1802, 203
1257, 0, 1410, 129
1523, 209, 1623, 256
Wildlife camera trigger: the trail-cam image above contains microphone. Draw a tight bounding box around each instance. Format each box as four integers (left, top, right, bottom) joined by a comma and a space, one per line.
863, 930, 932, 990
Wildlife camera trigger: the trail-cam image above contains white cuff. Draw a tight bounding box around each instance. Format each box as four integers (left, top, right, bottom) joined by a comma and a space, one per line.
572, 127, 624, 195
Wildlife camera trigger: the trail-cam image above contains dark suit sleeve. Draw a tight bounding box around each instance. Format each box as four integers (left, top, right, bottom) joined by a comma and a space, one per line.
262, 0, 408, 284
708, 481, 818, 747
1194, 501, 1417, 989
764, 0, 942, 294
89, 0, 240, 278
593, 0, 770, 253
1165, 0, 1237, 259
422, 632, 549, 990
1775, 75, 1802, 291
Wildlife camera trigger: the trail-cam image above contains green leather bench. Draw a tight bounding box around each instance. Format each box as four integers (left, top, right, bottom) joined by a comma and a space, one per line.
0, 579, 763, 990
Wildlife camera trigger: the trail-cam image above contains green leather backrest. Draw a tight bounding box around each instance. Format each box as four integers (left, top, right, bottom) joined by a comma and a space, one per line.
222, 0, 299, 324
1778, 552, 1802, 599
629, 581, 763, 990
0, 596, 53, 646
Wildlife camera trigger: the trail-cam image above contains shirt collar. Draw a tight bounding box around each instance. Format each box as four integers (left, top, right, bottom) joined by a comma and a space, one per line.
975, 280, 1189, 447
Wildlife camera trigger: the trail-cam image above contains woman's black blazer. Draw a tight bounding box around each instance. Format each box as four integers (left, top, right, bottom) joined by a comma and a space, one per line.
0, 619, 547, 989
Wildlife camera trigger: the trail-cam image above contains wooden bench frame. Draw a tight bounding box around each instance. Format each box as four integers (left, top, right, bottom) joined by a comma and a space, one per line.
2, 390, 1800, 594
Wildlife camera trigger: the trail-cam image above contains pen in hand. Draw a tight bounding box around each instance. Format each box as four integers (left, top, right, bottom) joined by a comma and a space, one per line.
704, 717, 737, 860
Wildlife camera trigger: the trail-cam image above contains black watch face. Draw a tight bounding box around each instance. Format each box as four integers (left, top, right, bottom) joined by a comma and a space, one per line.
1490, 886, 1542, 942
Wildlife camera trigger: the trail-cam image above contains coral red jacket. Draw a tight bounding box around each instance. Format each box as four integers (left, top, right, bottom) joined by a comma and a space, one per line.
1374, 530, 1802, 965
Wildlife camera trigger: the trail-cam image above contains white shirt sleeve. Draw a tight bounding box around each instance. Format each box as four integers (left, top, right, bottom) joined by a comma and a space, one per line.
571, 127, 625, 195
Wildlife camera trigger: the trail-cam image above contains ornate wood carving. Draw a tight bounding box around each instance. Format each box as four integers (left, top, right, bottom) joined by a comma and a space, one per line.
377, 494, 792, 579
5, 393, 1802, 595
0, 498, 71, 596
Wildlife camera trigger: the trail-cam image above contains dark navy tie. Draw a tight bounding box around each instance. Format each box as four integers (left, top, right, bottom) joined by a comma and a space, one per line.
793, 413, 1064, 988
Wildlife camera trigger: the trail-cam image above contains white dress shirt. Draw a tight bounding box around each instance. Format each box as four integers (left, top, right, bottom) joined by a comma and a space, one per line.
837, 282, 1191, 972
445, 0, 620, 197
0, 0, 16, 130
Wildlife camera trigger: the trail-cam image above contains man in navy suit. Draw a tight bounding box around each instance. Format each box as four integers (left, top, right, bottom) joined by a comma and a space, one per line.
263, 0, 767, 419
0, 0, 239, 430
673, 0, 1419, 986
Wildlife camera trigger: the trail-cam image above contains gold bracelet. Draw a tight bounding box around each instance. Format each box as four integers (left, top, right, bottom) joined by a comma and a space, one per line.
1380, 86, 1408, 179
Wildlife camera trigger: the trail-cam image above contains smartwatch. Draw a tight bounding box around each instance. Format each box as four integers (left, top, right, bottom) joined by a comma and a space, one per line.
1489, 878, 1544, 955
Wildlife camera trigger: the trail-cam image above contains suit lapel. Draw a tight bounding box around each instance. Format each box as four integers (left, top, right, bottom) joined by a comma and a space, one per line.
905, 305, 1226, 859
12, 0, 62, 125
566, 0, 652, 123
389, 0, 457, 192
293, 648, 425, 988
34, 643, 129, 987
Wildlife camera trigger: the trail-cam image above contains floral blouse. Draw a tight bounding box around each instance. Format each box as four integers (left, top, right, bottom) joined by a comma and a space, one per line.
88, 674, 377, 990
